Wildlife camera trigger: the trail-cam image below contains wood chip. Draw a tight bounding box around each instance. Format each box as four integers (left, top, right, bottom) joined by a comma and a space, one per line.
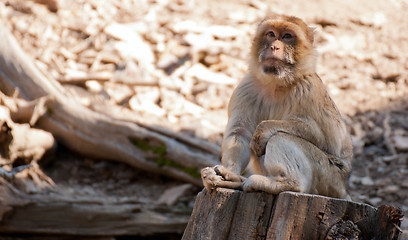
392, 135, 408, 151
59, 70, 113, 83
185, 63, 237, 85
104, 23, 154, 64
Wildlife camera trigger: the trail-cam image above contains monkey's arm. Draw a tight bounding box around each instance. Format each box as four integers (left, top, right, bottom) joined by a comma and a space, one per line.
201, 78, 258, 190
201, 122, 254, 190
250, 119, 325, 157
201, 115, 254, 190
201, 114, 254, 190
221, 78, 259, 174
221, 115, 255, 174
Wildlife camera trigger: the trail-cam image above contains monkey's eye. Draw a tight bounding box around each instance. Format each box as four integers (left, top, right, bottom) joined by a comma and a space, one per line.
266, 31, 275, 38
282, 33, 293, 40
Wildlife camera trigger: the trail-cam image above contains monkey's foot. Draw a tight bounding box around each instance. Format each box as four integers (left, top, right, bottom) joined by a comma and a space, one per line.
201, 165, 245, 191
242, 174, 271, 192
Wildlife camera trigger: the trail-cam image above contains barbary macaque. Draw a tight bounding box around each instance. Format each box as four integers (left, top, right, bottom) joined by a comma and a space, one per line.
201, 14, 353, 199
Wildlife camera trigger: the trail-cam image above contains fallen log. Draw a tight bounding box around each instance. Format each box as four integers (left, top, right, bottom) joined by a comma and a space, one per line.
0, 19, 221, 186
0, 178, 190, 237
182, 189, 403, 240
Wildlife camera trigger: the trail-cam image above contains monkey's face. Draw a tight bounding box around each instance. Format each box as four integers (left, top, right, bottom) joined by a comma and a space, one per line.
257, 27, 296, 77
250, 15, 316, 86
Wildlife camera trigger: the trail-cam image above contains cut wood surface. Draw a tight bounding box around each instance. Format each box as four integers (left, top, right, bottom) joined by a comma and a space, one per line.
0, 19, 221, 187
182, 188, 403, 240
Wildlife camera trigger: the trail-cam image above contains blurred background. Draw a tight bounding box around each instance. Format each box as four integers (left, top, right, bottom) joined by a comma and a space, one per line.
1, 0, 408, 239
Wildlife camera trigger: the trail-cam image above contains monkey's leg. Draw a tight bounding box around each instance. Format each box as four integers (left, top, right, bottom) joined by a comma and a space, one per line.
268, 133, 350, 198
246, 132, 349, 198
201, 165, 246, 191
250, 120, 322, 158
244, 133, 313, 194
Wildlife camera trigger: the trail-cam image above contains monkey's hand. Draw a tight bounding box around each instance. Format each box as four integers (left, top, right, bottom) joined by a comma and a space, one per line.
201, 166, 223, 190
201, 165, 246, 191
250, 121, 277, 157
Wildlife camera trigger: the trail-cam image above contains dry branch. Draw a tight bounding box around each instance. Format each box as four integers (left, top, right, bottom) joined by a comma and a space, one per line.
0, 19, 220, 186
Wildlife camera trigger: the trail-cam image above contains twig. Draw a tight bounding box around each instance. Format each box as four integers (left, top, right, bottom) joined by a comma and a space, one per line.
393, 223, 402, 232
58, 71, 160, 87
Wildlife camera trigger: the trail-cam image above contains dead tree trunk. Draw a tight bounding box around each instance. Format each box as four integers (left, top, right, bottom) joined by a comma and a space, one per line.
182, 189, 402, 240
0, 19, 221, 186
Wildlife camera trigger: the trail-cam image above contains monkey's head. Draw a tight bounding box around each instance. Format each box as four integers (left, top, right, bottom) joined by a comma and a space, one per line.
250, 14, 316, 86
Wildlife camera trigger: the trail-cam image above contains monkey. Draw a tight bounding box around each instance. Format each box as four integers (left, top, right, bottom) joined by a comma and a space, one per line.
201, 14, 353, 199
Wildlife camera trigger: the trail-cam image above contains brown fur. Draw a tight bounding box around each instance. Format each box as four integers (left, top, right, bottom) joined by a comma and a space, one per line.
201, 14, 353, 199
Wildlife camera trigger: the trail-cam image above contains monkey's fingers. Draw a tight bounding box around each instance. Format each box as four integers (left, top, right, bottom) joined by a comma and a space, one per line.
251, 128, 275, 157
216, 180, 244, 191
250, 137, 266, 157
201, 166, 246, 191
214, 165, 246, 182
201, 166, 223, 190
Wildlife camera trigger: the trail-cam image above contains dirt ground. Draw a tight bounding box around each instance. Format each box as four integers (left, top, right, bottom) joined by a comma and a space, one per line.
1, 0, 408, 238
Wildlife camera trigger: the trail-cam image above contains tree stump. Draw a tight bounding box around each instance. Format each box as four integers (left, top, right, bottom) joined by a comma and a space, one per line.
182, 188, 402, 240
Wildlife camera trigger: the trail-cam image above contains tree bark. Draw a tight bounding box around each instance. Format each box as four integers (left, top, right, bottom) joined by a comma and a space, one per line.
0, 20, 221, 186
182, 189, 403, 240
